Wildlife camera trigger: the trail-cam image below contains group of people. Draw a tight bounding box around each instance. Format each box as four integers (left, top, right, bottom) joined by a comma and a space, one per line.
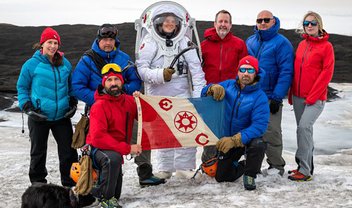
17, 3, 334, 207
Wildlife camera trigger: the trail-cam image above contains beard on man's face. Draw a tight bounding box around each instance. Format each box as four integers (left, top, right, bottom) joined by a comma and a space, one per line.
106, 85, 123, 96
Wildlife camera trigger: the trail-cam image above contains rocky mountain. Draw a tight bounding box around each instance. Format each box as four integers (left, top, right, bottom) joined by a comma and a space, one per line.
0, 22, 351, 109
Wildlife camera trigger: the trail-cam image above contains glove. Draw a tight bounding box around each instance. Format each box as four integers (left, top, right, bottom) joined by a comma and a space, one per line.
22, 101, 34, 113
163, 67, 175, 82
270, 100, 281, 114
64, 106, 77, 118
27, 110, 48, 121
69, 96, 78, 107
207, 84, 225, 101
65, 97, 78, 118
216, 133, 244, 153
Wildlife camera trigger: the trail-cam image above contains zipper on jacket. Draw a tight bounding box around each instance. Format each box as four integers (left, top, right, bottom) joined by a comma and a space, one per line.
219, 43, 223, 80
56, 66, 61, 82
125, 112, 130, 143
52, 65, 58, 119
298, 41, 310, 97
255, 40, 264, 60
229, 89, 241, 133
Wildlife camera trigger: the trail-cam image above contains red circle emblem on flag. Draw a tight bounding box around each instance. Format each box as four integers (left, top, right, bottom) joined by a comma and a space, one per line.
174, 111, 198, 133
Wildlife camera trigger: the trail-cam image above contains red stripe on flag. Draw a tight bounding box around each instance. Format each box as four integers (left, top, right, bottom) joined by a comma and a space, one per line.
140, 98, 182, 150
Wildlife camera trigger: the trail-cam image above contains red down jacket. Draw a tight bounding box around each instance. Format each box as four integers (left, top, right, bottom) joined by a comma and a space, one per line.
86, 90, 137, 156
289, 32, 334, 105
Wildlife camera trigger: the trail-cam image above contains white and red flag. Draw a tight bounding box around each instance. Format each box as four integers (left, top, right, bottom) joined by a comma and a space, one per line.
135, 94, 226, 150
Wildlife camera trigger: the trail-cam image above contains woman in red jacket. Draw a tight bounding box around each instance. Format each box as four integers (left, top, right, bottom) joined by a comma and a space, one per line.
288, 11, 334, 181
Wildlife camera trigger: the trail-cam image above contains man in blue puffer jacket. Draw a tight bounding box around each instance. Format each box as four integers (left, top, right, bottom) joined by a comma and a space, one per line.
72, 24, 164, 187
202, 55, 269, 190
72, 24, 141, 106
246, 10, 294, 176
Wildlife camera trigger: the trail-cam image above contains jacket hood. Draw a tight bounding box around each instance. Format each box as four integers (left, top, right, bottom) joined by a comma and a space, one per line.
254, 16, 280, 41
204, 27, 233, 42
91, 37, 121, 59
33, 50, 64, 64
302, 30, 330, 42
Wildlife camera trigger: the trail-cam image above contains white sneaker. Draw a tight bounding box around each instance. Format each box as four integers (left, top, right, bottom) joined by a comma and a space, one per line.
174, 170, 198, 179
154, 171, 172, 179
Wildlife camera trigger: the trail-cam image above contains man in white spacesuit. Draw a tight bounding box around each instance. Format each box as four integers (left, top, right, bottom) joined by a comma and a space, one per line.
136, 6, 206, 179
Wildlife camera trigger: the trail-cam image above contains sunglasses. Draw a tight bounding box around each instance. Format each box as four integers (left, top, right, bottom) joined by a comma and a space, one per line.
256, 18, 273, 24
98, 27, 118, 39
101, 63, 122, 75
303, 20, 318, 27
239, 67, 256, 74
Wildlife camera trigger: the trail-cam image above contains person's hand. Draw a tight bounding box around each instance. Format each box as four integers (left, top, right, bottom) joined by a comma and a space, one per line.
130, 144, 142, 156
207, 84, 225, 101
64, 106, 77, 118
163, 67, 175, 82
64, 97, 78, 118
270, 100, 281, 114
27, 111, 48, 121
216, 133, 243, 153
22, 101, 34, 113
133, 91, 141, 97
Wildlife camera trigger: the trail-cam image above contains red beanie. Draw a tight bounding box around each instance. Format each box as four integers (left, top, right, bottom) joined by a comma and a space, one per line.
40, 27, 61, 45
238, 55, 259, 73
102, 71, 124, 87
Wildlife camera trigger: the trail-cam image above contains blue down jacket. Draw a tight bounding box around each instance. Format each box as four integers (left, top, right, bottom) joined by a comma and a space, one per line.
202, 79, 270, 145
17, 50, 72, 121
246, 16, 294, 101
71, 38, 141, 106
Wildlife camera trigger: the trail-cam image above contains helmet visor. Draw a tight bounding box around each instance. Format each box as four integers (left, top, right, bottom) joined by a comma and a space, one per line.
153, 13, 182, 39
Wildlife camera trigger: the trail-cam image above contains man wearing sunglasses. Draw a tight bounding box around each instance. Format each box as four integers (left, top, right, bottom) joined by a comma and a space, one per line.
246, 10, 294, 176
201, 55, 269, 190
72, 24, 165, 188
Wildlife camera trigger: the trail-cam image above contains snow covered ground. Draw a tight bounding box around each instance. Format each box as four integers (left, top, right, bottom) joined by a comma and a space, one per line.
0, 83, 352, 208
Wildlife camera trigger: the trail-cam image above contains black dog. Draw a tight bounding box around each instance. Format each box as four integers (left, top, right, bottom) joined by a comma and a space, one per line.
21, 183, 78, 208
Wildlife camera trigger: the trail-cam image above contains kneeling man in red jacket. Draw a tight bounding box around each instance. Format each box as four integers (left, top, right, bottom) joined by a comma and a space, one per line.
86, 63, 142, 207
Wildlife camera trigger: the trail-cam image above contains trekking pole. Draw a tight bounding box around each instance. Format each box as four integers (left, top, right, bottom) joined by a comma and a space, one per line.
169, 41, 198, 69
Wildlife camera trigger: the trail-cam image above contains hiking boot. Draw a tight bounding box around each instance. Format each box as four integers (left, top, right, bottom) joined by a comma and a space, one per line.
288, 169, 298, 175
288, 171, 312, 182
139, 175, 166, 186
100, 197, 122, 208
243, 175, 256, 190
154, 171, 172, 179
261, 166, 284, 176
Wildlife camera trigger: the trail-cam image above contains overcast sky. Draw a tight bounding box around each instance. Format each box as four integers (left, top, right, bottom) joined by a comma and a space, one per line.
1, 0, 351, 35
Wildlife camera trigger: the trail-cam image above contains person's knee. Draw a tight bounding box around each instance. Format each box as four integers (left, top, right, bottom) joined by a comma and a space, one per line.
248, 138, 266, 152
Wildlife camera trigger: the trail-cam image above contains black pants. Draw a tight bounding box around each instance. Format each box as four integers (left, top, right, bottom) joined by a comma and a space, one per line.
131, 121, 153, 180
216, 138, 266, 182
28, 117, 78, 187
91, 149, 123, 200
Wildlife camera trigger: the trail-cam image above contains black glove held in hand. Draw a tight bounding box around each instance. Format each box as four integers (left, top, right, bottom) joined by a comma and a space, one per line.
163, 67, 175, 82
270, 100, 281, 114
22, 101, 34, 113
64, 106, 77, 118
27, 111, 48, 121
65, 97, 78, 118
